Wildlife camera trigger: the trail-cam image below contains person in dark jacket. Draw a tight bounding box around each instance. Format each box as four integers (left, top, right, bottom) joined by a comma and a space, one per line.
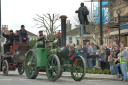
81, 42, 87, 67
114, 36, 119, 46
99, 45, 107, 70
19, 25, 29, 45
114, 45, 120, 58
2, 31, 10, 43
14, 30, 20, 41
37, 31, 45, 42
37, 31, 49, 43
114, 45, 122, 75
3, 30, 15, 53
103, 44, 110, 69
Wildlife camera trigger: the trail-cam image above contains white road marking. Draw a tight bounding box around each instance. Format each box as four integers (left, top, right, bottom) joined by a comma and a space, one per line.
0, 79, 12, 80
19, 79, 30, 80
86, 80, 103, 82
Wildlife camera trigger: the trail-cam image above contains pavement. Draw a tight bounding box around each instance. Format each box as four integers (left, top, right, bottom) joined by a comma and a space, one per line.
0, 71, 128, 85
39, 72, 120, 80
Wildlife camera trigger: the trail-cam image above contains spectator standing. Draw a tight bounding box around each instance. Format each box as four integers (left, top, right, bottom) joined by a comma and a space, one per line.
119, 41, 124, 47
108, 53, 115, 75
111, 42, 116, 53
86, 42, 93, 70
115, 44, 128, 82
114, 45, 122, 77
114, 36, 119, 46
91, 42, 97, 55
99, 45, 107, 70
95, 45, 100, 50
76, 45, 82, 56
114, 45, 120, 58
91, 42, 97, 66
103, 44, 110, 69
81, 42, 87, 67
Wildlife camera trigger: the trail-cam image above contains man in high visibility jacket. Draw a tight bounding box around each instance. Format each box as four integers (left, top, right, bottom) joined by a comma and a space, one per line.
115, 44, 128, 82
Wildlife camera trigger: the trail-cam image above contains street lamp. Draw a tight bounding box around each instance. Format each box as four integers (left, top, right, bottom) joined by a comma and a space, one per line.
0, 0, 1, 53
116, 6, 121, 43
100, 0, 103, 45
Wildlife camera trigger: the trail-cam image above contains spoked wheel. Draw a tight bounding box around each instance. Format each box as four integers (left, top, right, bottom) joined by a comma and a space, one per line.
46, 54, 60, 81
18, 66, 24, 75
2, 60, 9, 76
25, 49, 38, 79
71, 56, 86, 81
58, 70, 63, 79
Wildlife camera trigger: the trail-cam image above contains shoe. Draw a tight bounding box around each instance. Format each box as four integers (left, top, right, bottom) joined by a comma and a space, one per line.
123, 79, 128, 82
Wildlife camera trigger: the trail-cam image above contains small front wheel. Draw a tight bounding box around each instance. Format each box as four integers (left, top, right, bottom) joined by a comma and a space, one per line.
46, 54, 60, 81
71, 56, 86, 81
2, 60, 9, 76
18, 66, 24, 75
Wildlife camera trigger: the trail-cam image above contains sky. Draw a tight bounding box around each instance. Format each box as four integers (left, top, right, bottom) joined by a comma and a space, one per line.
1, 0, 97, 35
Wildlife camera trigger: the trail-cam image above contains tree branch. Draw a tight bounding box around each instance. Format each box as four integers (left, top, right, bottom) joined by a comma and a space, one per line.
53, 25, 61, 32
33, 13, 60, 40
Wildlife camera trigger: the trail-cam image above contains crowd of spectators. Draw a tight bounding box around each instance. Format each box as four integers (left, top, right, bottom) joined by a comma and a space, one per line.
66, 37, 128, 82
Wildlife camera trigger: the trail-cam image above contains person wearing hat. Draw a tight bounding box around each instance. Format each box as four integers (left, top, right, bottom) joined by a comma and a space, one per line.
37, 30, 48, 42
19, 25, 29, 45
2, 30, 15, 53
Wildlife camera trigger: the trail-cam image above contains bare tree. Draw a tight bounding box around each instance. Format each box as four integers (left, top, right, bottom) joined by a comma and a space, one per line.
33, 13, 60, 40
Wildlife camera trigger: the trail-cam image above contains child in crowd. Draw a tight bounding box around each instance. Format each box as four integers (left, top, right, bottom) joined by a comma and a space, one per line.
76, 45, 82, 56
108, 53, 115, 75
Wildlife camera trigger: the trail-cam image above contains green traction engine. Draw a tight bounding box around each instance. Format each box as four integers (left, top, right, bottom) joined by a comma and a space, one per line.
25, 16, 86, 81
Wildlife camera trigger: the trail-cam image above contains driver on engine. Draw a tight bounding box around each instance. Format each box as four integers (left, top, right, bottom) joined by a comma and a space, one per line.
37, 31, 49, 43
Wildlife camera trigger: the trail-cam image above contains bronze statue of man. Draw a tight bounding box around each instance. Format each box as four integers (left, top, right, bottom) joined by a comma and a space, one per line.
75, 2, 89, 34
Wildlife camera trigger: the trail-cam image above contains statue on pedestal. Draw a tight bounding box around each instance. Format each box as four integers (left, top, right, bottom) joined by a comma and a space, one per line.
75, 2, 89, 34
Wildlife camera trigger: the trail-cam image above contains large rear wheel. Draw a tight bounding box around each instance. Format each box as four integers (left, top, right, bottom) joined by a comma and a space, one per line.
58, 70, 63, 79
2, 60, 9, 76
71, 56, 86, 81
46, 54, 60, 81
25, 49, 38, 79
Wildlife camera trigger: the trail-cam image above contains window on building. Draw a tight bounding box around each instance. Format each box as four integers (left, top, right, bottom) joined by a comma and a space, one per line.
69, 37, 72, 43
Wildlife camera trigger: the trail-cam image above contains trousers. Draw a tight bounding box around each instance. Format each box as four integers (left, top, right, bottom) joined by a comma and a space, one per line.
4, 42, 13, 53
19, 37, 29, 45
